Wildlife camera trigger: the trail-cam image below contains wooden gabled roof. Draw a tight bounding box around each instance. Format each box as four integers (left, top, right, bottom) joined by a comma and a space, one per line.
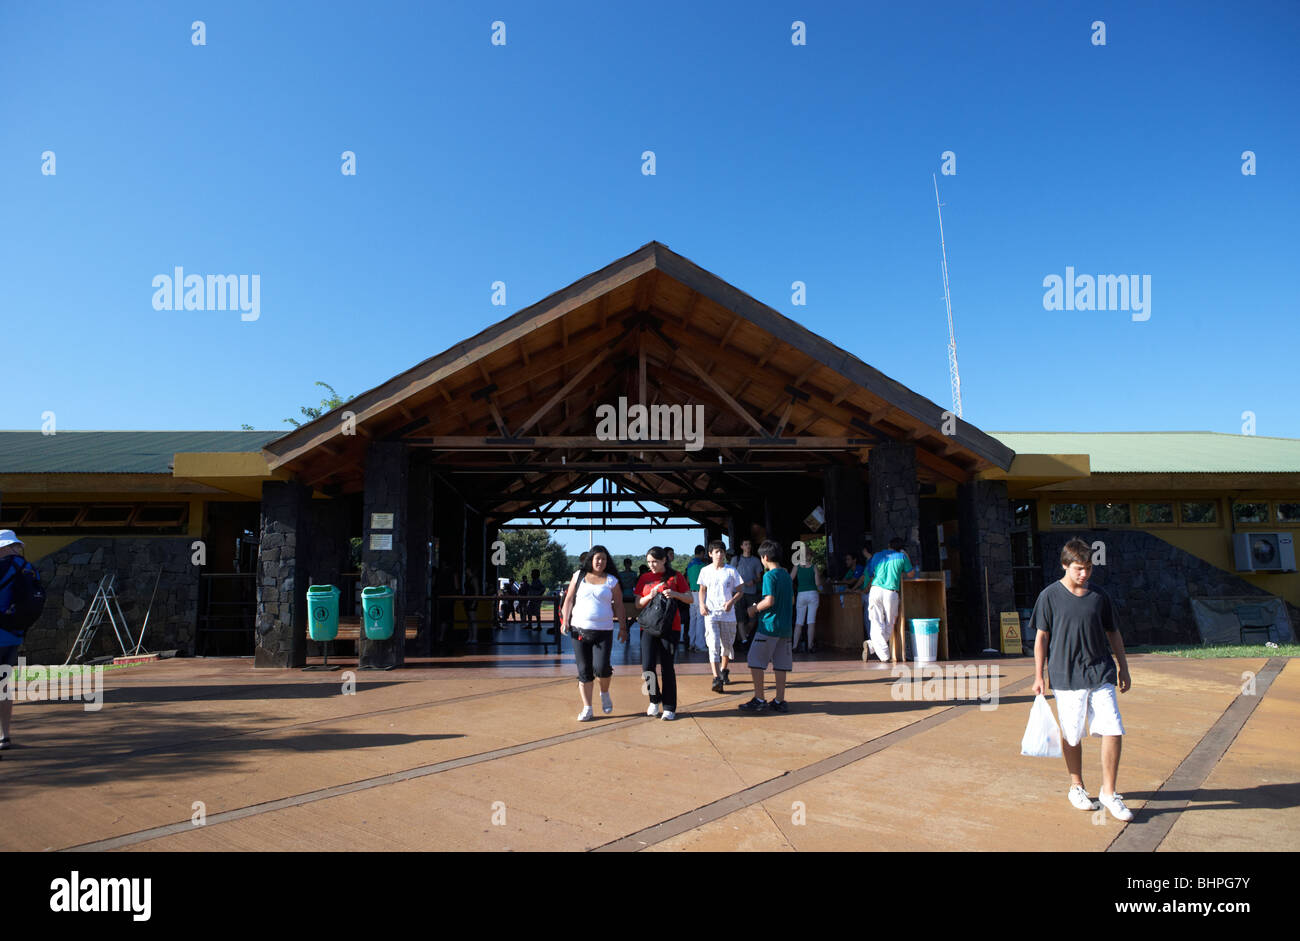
263, 241, 1014, 504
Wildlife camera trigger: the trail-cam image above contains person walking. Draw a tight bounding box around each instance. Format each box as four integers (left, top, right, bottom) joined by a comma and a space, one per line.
617, 557, 638, 611
730, 539, 764, 647
464, 566, 482, 645
635, 546, 691, 720
790, 557, 823, 654
685, 545, 709, 653
526, 568, 545, 630
0, 531, 45, 756
862, 538, 914, 662
1032, 538, 1133, 821
697, 540, 744, 693
559, 545, 628, 721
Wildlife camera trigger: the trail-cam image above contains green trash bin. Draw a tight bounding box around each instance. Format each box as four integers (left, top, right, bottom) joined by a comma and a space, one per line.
307, 585, 340, 641
361, 585, 395, 640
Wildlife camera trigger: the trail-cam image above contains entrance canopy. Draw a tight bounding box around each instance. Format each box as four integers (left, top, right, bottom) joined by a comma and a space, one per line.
263, 242, 1014, 531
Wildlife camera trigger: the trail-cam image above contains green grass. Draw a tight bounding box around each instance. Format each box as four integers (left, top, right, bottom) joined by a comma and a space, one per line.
13, 662, 144, 680
1128, 643, 1300, 659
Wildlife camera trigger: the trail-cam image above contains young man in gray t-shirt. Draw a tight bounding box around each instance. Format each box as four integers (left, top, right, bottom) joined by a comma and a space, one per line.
730, 539, 764, 645
1031, 538, 1133, 822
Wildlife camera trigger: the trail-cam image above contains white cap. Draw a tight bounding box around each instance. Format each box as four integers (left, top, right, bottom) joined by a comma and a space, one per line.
0, 530, 23, 549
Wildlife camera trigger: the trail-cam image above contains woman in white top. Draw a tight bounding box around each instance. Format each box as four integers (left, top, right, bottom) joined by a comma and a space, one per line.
560, 545, 628, 721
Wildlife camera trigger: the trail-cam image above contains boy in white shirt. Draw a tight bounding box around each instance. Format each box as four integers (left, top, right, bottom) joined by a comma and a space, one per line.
697, 540, 746, 694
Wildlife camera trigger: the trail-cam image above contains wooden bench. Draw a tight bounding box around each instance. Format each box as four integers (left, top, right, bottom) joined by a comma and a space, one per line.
307, 616, 421, 642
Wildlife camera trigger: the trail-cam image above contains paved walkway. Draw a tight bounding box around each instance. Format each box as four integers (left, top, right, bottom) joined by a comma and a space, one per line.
2, 649, 1295, 851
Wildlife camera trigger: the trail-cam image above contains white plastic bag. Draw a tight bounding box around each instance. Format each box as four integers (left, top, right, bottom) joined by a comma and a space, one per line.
1020, 694, 1063, 758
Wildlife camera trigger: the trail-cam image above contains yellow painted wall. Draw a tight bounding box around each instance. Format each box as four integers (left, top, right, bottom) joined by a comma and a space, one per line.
9, 494, 213, 562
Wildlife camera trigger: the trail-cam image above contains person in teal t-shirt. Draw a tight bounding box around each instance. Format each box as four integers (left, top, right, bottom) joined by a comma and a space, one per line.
741, 540, 794, 713
684, 545, 708, 652
864, 537, 915, 661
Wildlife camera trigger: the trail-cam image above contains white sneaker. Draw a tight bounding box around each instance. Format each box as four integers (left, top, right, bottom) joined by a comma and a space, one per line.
646, 703, 661, 717
1068, 784, 1099, 811
1098, 791, 1134, 822
661, 710, 677, 721
600, 691, 613, 714
577, 706, 594, 722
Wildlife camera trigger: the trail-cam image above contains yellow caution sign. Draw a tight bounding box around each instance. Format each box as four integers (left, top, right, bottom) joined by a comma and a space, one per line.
1000, 612, 1022, 654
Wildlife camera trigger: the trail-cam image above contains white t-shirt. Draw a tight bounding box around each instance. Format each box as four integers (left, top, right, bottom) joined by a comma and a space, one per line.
697, 564, 744, 621
570, 574, 618, 631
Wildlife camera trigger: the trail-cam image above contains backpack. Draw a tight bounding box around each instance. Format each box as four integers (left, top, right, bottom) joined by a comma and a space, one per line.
0, 557, 46, 638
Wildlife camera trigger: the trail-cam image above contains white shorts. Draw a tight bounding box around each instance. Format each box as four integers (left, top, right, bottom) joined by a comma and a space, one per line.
1052, 683, 1125, 746
704, 615, 736, 662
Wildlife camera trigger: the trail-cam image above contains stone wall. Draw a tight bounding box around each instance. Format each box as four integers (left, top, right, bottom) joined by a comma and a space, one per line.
869, 441, 920, 563
24, 537, 200, 663
1037, 530, 1300, 645
957, 479, 1015, 655
359, 441, 409, 669
255, 480, 310, 668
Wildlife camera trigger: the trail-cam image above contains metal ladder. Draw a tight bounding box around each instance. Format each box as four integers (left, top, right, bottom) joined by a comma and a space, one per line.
64, 574, 135, 664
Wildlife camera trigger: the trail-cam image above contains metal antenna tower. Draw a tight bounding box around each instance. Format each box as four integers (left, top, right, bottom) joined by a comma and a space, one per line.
933, 174, 963, 419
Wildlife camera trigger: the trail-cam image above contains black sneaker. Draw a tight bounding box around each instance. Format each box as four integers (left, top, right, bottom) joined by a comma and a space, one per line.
711, 676, 724, 693
769, 699, 789, 713
739, 697, 767, 712
721, 668, 731, 684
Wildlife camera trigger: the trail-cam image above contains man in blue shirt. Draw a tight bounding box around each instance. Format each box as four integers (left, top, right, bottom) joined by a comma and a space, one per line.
0, 530, 39, 753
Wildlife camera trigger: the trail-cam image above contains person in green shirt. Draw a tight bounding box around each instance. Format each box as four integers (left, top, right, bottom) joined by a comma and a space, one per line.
685, 545, 708, 652
790, 557, 823, 654
864, 537, 915, 661
740, 540, 794, 712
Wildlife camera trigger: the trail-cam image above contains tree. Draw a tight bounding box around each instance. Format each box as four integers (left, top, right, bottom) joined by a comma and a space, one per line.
498, 530, 569, 589
284, 381, 352, 428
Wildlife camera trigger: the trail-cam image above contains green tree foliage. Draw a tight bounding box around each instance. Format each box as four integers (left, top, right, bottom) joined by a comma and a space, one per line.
499, 530, 569, 588
284, 381, 352, 428
805, 535, 828, 571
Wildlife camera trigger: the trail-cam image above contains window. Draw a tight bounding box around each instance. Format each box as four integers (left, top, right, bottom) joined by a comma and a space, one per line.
79, 505, 136, 525
131, 504, 188, 527
1136, 502, 1174, 524
1050, 503, 1087, 526
0, 505, 29, 527
27, 505, 81, 526
1094, 503, 1131, 525
1180, 501, 1218, 525
1276, 503, 1300, 524
1232, 502, 1268, 525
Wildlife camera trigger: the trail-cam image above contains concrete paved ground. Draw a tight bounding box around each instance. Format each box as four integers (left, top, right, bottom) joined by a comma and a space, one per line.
1, 649, 1295, 851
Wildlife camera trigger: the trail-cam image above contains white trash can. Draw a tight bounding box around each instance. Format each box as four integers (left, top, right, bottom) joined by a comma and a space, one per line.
911, 618, 940, 663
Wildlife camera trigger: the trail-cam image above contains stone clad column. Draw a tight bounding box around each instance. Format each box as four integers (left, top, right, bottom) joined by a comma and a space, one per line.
957, 478, 1014, 654
360, 441, 408, 669
868, 441, 920, 563
254, 479, 311, 668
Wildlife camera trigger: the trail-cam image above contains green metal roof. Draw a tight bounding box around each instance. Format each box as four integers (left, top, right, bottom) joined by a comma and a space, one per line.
989, 432, 1300, 474
2, 429, 1297, 476
0, 431, 283, 474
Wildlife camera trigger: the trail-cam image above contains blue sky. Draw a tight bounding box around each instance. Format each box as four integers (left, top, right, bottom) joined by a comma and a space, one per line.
3, 1, 1297, 555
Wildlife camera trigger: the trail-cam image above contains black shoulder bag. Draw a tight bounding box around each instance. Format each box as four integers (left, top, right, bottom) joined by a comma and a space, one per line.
638, 572, 676, 638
